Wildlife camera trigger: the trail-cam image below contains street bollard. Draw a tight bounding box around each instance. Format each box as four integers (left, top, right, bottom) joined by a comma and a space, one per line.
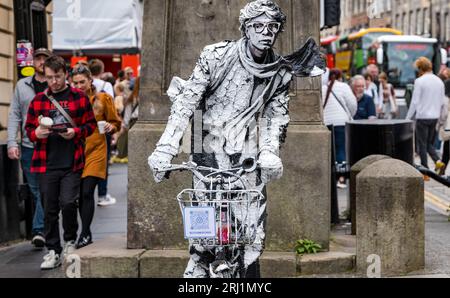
356, 158, 424, 276
349, 155, 390, 235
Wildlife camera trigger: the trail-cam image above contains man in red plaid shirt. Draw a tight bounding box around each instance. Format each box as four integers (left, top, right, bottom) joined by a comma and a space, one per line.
25, 55, 96, 270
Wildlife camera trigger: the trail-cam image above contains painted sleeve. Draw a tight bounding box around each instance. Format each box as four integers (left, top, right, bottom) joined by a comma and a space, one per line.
259, 83, 291, 156
154, 48, 212, 156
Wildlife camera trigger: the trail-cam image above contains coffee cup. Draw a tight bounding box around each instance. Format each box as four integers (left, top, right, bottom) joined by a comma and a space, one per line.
39, 116, 53, 129
98, 121, 106, 134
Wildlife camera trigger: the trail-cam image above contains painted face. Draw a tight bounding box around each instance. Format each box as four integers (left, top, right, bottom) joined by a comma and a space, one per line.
33, 55, 47, 75
45, 67, 67, 93
245, 14, 280, 54
72, 74, 92, 92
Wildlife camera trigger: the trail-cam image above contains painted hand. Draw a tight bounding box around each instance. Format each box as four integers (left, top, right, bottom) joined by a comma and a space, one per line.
258, 150, 283, 184
148, 150, 173, 183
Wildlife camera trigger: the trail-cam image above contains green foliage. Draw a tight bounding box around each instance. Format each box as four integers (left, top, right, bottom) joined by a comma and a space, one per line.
295, 239, 322, 256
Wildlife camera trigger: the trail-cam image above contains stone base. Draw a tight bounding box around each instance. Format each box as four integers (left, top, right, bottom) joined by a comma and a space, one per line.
266, 124, 331, 251
127, 123, 190, 249
140, 249, 189, 278
71, 235, 145, 278
128, 123, 331, 251
297, 252, 355, 275
66, 235, 356, 278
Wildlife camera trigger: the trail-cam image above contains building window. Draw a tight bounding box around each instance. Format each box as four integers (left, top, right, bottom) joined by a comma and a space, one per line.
409, 11, 414, 35
402, 12, 407, 33
386, 0, 391, 11
424, 7, 430, 36
436, 12, 441, 40
416, 9, 422, 35
445, 13, 449, 43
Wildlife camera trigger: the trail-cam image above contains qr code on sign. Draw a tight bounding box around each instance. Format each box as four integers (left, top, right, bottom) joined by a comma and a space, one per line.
184, 206, 215, 238
190, 210, 209, 230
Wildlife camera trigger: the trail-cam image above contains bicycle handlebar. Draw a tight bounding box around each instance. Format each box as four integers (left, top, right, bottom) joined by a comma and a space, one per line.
155, 158, 258, 185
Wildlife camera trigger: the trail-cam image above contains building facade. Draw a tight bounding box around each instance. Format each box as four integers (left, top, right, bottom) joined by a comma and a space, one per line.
321, 0, 449, 49
0, 0, 15, 130
0, 0, 52, 136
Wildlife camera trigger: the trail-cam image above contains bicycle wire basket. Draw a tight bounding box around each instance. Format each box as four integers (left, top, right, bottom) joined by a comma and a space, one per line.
177, 188, 264, 248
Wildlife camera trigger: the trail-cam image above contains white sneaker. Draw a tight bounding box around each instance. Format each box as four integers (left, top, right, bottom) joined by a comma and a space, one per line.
40, 250, 61, 270
97, 194, 116, 206
63, 240, 76, 257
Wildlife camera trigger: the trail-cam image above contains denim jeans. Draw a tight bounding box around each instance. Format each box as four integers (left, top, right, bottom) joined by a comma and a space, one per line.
333, 126, 346, 163
21, 146, 44, 235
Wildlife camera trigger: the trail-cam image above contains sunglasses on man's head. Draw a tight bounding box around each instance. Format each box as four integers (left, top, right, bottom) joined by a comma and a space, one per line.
246, 22, 281, 34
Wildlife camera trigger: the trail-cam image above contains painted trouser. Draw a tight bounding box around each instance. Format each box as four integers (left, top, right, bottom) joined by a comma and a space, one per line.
21, 146, 44, 235
183, 172, 266, 278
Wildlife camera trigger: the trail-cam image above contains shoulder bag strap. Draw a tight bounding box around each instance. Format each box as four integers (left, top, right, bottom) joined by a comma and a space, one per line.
331, 90, 353, 121
44, 89, 78, 128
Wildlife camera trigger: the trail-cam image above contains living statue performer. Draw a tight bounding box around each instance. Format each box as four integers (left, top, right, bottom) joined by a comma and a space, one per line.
148, 0, 325, 278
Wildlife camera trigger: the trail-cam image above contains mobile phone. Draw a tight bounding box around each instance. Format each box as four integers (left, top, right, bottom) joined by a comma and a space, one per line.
51, 127, 68, 133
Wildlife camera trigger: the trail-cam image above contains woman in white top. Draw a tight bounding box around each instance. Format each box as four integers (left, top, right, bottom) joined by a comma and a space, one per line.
322, 69, 357, 187
378, 72, 398, 119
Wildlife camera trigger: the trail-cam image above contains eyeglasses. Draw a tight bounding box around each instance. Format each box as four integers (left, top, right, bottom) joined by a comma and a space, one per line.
45, 73, 65, 82
246, 22, 281, 34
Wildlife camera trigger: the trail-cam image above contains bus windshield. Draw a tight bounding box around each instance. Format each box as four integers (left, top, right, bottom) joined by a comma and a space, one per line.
385, 42, 434, 88
362, 32, 397, 50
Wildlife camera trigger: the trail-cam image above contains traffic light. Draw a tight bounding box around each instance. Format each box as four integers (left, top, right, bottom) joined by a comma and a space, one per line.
321, 0, 341, 29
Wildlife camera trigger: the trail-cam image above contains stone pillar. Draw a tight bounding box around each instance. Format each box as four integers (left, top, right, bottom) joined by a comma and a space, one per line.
265, 0, 330, 251
349, 155, 390, 235
128, 0, 330, 251
356, 159, 424, 276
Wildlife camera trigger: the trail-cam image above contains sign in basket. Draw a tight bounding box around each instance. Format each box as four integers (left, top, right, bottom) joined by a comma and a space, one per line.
183, 206, 216, 239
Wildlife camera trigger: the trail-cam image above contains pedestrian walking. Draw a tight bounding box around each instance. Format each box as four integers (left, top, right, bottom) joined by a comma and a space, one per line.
113, 77, 140, 163
322, 69, 357, 188
406, 57, 446, 172
88, 58, 116, 206
25, 55, 96, 269
7, 48, 52, 249
378, 72, 398, 119
71, 65, 121, 248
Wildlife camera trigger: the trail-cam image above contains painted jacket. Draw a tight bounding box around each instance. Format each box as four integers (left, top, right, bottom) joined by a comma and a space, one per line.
156, 39, 292, 168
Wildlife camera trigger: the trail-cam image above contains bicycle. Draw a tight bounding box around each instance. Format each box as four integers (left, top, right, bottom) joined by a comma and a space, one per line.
155, 158, 265, 278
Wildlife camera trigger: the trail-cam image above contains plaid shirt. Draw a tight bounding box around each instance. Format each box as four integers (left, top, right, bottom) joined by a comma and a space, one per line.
25, 86, 97, 173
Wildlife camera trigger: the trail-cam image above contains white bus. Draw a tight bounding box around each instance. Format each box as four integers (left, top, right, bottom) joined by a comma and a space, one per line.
374, 35, 448, 118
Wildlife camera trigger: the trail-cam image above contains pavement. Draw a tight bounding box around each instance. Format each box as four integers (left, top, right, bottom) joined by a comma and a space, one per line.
0, 162, 450, 278
0, 163, 127, 278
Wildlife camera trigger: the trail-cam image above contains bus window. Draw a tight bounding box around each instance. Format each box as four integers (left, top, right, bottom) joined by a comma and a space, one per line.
385, 43, 434, 87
